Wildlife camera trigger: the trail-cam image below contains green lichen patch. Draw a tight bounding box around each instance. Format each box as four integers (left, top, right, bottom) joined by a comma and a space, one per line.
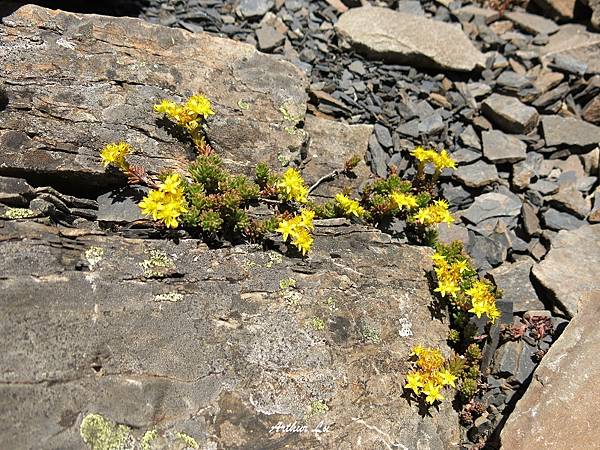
3, 207, 38, 219
237, 99, 250, 110
80, 413, 133, 450
140, 429, 157, 450
85, 246, 105, 270
360, 323, 381, 345
279, 277, 296, 290
174, 431, 199, 449
307, 317, 325, 331
308, 399, 329, 417
140, 249, 176, 278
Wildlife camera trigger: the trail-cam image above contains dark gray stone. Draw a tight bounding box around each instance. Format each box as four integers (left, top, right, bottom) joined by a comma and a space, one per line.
459, 125, 482, 150
454, 160, 499, 188
396, 0, 425, 16
368, 134, 389, 178
0, 176, 33, 207
451, 148, 481, 164
489, 259, 545, 313
482, 130, 527, 163
418, 113, 445, 135
237, 0, 274, 18
505, 11, 559, 35
543, 208, 585, 231
467, 231, 507, 268
96, 186, 148, 224
481, 94, 539, 134
373, 124, 393, 148
493, 341, 521, 377
522, 201, 541, 237
550, 187, 592, 218
461, 192, 522, 225
529, 180, 559, 195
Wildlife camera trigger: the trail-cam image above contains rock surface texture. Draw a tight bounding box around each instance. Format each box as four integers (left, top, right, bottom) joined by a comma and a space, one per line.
0, 5, 308, 188
0, 5, 460, 450
532, 224, 600, 317
500, 291, 600, 449
335, 6, 486, 71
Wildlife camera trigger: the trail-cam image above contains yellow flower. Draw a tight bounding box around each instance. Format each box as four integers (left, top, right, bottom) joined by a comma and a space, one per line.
468, 299, 489, 319
412, 199, 453, 225
452, 259, 470, 274
160, 173, 183, 195
138, 173, 188, 229
390, 191, 418, 210
185, 94, 215, 119
422, 381, 445, 404
434, 280, 459, 298
431, 150, 457, 171
335, 193, 365, 217
405, 372, 424, 395
275, 219, 296, 242
436, 369, 457, 388
416, 347, 444, 372
299, 209, 315, 229
410, 146, 433, 163
100, 142, 132, 170
153, 99, 178, 116
432, 252, 447, 267
291, 228, 313, 255
277, 168, 309, 203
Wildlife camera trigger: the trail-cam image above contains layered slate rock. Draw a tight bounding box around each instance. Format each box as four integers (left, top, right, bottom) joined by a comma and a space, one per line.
0, 219, 459, 450
335, 6, 486, 72
532, 224, 600, 317
500, 291, 600, 449
540, 25, 600, 74
0, 5, 308, 189
482, 130, 527, 163
481, 94, 539, 134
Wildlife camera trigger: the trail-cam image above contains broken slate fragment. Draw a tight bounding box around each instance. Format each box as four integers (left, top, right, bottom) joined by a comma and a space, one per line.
237, 0, 274, 18
96, 186, 148, 224
454, 160, 499, 188
256, 26, 285, 52
481, 94, 539, 134
482, 130, 527, 163
543, 208, 585, 231
489, 259, 545, 313
541, 115, 600, 148
505, 11, 559, 35
461, 192, 522, 225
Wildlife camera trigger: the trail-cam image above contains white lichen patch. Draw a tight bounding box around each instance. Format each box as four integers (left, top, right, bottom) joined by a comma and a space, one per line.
140, 249, 176, 277
3, 207, 37, 219
265, 251, 282, 268
154, 292, 184, 303
85, 246, 105, 270
79, 413, 134, 450
174, 431, 199, 449
397, 317, 414, 337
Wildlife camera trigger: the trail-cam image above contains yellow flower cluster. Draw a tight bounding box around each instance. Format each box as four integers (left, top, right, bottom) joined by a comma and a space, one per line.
410, 147, 457, 172
412, 199, 453, 225
432, 251, 501, 323
139, 173, 189, 228
405, 346, 457, 404
466, 280, 501, 323
335, 193, 365, 217
277, 168, 309, 204
154, 94, 215, 132
100, 142, 132, 171
390, 191, 418, 210
276, 209, 314, 255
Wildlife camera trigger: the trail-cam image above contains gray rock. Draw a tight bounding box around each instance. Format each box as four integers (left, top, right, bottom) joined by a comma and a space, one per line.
437, 223, 470, 245
453, 6, 501, 24
512, 152, 543, 191
256, 26, 285, 52
396, 0, 425, 16
529, 179, 559, 195
482, 130, 527, 163
0, 5, 308, 184
582, 95, 600, 124
543, 208, 586, 231
237, 0, 274, 18
540, 24, 600, 74
418, 113, 445, 135
481, 94, 539, 134
493, 341, 521, 377
505, 11, 559, 35
335, 7, 486, 72
96, 186, 147, 224
373, 124, 393, 148
459, 125, 482, 150
0, 219, 462, 450
550, 54, 588, 76
442, 183, 472, 206
303, 116, 373, 197
502, 292, 600, 449
467, 231, 507, 269
514, 343, 538, 385
489, 260, 545, 313
454, 160, 499, 188
368, 134, 389, 178
589, 189, 600, 223
0, 175, 33, 207
461, 192, 522, 225
532, 224, 600, 317
348, 60, 367, 75
541, 115, 600, 148
451, 148, 481, 165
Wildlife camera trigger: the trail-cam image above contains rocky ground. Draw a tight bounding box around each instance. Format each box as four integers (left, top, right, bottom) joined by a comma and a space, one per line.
1, 0, 599, 449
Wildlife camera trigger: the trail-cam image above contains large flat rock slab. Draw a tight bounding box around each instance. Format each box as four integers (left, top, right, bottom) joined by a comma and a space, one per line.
335, 6, 486, 72
532, 224, 600, 317
500, 291, 600, 449
0, 220, 459, 449
0, 5, 308, 189
540, 24, 600, 74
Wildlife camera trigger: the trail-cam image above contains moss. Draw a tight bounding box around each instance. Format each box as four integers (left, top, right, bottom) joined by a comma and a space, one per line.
140, 429, 157, 450
4, 207, 37, 219
154, 292, 184, 303
85, 246, 105, 270
79, 413, 132, 450
174, 431, 199, 449
140, 249, 176, 278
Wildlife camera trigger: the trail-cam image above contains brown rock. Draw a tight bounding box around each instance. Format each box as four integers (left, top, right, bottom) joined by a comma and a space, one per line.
541, 24, 600, 74
582, 95, 600, 124
500, 291, 600, 449
532, 0, 577, 19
